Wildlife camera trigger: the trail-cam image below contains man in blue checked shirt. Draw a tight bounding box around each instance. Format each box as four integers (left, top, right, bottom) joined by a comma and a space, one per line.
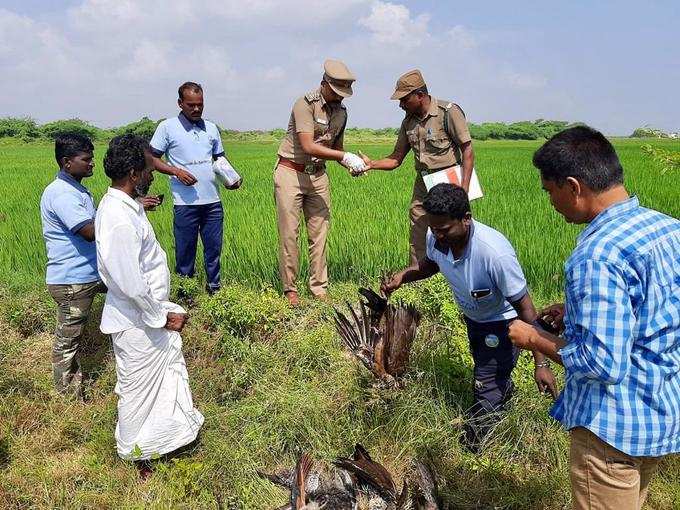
509, 125, 680, 510
150, 82, 241, 295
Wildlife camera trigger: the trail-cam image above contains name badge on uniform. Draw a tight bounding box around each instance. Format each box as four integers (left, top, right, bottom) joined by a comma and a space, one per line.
426, 127, 434, 141
315, 118, 328, 125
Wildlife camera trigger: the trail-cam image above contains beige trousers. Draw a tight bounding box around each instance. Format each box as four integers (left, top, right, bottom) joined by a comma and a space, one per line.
409, 175, 429, 266
274, 163, 330, 296
569, 427, 661, 510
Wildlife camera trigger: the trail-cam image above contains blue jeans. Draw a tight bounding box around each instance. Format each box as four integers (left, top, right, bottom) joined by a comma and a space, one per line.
173, 202, 223, 290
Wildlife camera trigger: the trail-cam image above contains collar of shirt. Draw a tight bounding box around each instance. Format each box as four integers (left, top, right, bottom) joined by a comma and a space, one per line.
57, 169, 91, 195
577, 196, 639, 245
433, 220, 475, 262
178, 112, 206, 132
106, 187, 142, 214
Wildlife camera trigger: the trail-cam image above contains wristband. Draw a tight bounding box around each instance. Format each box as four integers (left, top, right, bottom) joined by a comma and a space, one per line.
535, 360, 550, 369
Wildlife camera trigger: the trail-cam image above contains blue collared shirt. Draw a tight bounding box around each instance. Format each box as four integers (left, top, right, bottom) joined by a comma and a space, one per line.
150, 113, 225, 206
40, 170, 99, 284
425, 220, 528, 323
551, 196, 680, 457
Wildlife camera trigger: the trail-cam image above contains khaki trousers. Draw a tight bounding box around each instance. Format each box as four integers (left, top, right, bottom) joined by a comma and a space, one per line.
570, 427, 661, 510
409, 175, 429, 265
274, 163, 330, 296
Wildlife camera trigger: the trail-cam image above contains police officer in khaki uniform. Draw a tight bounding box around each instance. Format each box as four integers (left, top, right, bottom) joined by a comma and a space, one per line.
275, 59, 366, 306
361, 69, 475, 265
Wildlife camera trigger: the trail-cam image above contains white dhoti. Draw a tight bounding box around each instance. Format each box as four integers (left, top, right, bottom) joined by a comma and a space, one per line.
112, 325, 204, 460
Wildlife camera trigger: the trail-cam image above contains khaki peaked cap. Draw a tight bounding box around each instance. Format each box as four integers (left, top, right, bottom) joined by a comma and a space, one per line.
391, 69, 427, 100
323, 59, 355, 97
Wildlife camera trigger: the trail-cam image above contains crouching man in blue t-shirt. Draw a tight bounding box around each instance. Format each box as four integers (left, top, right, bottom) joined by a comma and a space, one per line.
382, 183, 557, 451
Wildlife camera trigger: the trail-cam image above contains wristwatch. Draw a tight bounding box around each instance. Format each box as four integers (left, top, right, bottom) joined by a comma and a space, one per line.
535, 360, 551, 369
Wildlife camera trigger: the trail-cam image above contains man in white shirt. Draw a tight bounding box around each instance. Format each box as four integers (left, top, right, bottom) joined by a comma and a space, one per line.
95, 134, 203, 471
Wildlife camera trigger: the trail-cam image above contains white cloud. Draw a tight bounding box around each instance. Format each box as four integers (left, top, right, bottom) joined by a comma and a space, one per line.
446, 25, 477, 51
358, 1, 430, 48
5, 1, 658, 133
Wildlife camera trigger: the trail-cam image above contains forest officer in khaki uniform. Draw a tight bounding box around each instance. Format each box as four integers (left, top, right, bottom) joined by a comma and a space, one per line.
275, 59, 366, 306
361, 69, 475, 265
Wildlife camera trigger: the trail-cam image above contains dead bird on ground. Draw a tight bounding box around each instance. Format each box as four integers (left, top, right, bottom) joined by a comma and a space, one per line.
258, 452, 357, 510
333, 443, 409, 510
408, 459, 442, 510
334, 287, 421, 386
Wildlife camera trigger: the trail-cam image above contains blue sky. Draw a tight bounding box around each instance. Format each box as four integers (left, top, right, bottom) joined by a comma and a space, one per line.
1, 0, 678, 134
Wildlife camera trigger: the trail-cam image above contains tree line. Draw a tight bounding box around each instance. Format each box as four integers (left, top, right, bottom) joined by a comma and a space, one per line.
0, 116, 665, 143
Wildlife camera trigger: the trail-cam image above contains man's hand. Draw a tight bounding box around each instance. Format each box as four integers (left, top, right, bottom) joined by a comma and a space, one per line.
173, 167, 197, 186
341, 151, 368, 176
358, 151, 373, 171
539, 303, 565, 333
508, 319, 538, 350
380, 272, 404, 297
534, 366, 559, 399
225, 178, 242, 190
165, 312, 188, 332
140, 195, 162, 211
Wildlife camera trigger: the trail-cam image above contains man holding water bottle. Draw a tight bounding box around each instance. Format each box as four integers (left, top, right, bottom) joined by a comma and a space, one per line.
150, 82, 241, 295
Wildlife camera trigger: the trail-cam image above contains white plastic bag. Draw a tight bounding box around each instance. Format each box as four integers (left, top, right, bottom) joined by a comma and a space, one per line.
212, 156, 241, 187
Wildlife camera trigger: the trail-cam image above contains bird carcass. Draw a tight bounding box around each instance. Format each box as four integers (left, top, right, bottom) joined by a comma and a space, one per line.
334, 287, 421, 385
333, 443, 408, 510
258, 452, 358, 510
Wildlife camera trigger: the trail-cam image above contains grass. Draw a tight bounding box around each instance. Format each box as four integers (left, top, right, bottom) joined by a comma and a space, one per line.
0, 137, 679, 508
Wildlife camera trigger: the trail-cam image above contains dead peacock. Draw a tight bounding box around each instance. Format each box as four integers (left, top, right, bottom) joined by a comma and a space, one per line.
334, 287, 421, 385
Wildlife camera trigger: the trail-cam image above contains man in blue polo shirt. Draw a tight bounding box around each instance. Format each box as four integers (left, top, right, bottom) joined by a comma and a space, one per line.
150, 81, 240, 295
40, 133, 106, 397
382, 183, 557, 451
509, 126, 680, 509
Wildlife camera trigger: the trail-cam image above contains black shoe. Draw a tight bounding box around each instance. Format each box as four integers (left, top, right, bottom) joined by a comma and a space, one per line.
206, 286, 220, 296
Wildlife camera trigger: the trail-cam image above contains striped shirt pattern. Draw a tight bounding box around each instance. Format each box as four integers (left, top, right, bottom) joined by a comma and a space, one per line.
551, 196, 680, 456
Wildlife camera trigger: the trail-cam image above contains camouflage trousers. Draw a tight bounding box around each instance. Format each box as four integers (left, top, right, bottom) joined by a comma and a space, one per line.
47, 280, 106, 396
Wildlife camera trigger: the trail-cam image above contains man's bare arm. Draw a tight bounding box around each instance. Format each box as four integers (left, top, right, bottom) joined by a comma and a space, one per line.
150, 155, 197, 186
298, 132, 346, 161
76, 222, 95, 242
362, 143, 410, 171
460, 141, 474, 192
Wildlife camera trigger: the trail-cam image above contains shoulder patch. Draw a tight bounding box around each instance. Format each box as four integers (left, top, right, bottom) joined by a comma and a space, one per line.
304, 89, 321, 103
437, 99, 454, 111
437, 100, 465, 117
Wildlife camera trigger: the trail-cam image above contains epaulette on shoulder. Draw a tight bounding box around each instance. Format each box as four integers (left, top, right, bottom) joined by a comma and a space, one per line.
304, 89, 321, 103
437, 99, 453, 111
437, 99, 465, 117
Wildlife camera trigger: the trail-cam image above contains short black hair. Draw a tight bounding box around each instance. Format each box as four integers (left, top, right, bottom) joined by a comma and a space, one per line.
103, 134, 149, 181
532, 125, 624, 192
54, 133, 94, 165
423, 183, 470, 220
178, 81, 203, 100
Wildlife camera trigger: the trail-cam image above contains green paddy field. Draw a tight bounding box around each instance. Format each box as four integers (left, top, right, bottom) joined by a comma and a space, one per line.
0, 137, 678, 508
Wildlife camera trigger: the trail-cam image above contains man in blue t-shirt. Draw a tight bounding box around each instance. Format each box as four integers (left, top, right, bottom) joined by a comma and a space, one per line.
150, 82, 241, 294
382, 183, 557, 451
40, 134, 107, 397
